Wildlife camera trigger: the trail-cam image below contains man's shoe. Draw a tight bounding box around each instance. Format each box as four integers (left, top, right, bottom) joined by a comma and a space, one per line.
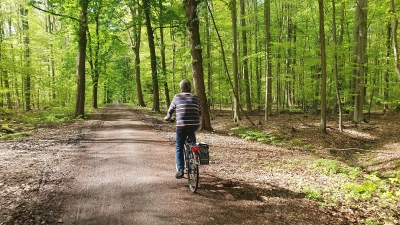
175, 170, 184, 179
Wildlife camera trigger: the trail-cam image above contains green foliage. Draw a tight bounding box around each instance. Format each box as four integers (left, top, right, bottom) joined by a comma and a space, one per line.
343, 181, 377, 200
363, 218, 380, 225
304, 187, 323, 201
229, 126, 285, 144
308, 159, 362, 179
1, 132, 31, 140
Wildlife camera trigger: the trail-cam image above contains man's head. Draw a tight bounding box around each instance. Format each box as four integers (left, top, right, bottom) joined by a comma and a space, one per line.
180, 79, 191, 92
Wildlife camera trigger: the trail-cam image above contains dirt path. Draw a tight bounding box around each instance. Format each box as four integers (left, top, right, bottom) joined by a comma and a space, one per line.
61, 104, 203, 224
58, 104, 350, 225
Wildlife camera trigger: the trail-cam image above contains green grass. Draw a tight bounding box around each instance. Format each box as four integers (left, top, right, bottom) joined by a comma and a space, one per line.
304, 187, 323, 201
230, 126, 285, 144
0, 132, 31, 140
0, 107, 76, 139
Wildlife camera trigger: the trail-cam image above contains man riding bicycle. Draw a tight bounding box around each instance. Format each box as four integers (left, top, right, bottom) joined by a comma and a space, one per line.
164, 79, 201, 179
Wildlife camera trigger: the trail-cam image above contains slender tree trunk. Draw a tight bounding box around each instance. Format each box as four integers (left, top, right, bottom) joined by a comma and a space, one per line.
231, 0, 240, 122
0, 20, 12, 109
74, 0, 89, 118
254, 3, 261, 111
353, 0, 368, 123
159, 0, 170, 108
21, 6, 31, 111
170, 25, 177, 94
206, 2, 212, 112
93, 14, 101, 109
384, 22, 391, 110
332, 0, 343, 132
264, 0, 272, 121
128, 6, 145, 107
45, 13, 56, 101
184, 0, 212, 131
318, 0, 327, 133
143, 0, 160, 112
87, 13, 100, 109
391, 0, 400, 81
240, 0, 251, 112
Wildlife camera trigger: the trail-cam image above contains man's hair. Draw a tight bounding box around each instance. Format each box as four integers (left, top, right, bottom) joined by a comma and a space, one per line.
180, 79, 191, 92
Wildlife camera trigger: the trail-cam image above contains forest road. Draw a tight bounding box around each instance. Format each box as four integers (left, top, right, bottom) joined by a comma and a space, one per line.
61, 104, 213, 225
60, 104, 348, 225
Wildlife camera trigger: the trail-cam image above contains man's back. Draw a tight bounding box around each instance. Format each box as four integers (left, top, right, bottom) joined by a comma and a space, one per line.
168, 92, 201, 130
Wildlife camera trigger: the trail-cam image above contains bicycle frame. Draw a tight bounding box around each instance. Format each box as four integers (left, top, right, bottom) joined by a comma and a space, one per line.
183, 135, 200, 193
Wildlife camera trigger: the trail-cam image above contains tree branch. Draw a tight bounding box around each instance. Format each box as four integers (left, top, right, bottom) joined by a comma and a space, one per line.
30, 3, 80, 22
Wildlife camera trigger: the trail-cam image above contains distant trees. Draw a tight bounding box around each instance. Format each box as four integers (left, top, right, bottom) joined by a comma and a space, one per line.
0, 0, 399, 128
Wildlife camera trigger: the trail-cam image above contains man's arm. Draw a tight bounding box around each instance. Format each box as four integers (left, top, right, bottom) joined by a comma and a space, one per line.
164, 98, 176, 121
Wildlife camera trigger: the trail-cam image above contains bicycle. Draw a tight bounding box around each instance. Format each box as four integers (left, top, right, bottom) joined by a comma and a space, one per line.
168, 119, 209, 193
184, 133, 200, 192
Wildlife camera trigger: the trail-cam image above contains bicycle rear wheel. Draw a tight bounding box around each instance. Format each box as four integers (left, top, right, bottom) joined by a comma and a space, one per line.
187, 156, 199, 193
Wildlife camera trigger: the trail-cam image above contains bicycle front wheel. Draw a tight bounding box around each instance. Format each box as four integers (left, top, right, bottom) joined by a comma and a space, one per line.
187, 157, 199, 193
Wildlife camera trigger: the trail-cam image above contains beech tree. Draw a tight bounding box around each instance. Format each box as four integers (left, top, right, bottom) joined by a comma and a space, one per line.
391, 0, 400, 81
318, 0, 327, 133
183, 0, 212, 131
143, 0, 160, 112
352, 0, 368, 123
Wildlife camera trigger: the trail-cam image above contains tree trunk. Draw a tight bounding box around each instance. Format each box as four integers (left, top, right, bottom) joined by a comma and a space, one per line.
264, 0, 272, 121
21, 6, 31, 111
143, 0, 160, 112
384, 22, 391, 110
331, 0, 343, 132
87, 13, 100, 109
231, 0, 240, 122
74, 0, 89, 118
391, 0, 400, 81
205, 3, 212, 112
183, 0, 212, 131
240, 0, 251, 112
353, 0, 368, 123
45, 13, 57, 101
127, 6, 145, 107
0, 20, 12, 109
318, 0, 327, 133
159, 0, 170, 108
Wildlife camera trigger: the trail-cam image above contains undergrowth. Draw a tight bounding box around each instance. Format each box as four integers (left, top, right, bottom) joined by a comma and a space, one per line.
0, 107, 77, 139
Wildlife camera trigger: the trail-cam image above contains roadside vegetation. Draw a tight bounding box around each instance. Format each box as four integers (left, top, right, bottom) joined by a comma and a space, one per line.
133, 105, 400, 225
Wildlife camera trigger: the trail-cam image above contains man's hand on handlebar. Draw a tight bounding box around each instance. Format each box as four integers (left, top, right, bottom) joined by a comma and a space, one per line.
164, 116, 175, 123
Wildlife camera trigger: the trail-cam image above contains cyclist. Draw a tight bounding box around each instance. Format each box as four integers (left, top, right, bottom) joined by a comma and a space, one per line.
164, 79, 201, 179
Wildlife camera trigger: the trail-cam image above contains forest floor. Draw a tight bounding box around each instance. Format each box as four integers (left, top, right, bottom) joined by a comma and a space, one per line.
0, 104, 399, 224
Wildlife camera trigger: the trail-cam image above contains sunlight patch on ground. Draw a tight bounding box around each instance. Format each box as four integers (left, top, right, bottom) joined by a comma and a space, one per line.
382, 142, 400, 151
344, 129, 377, 140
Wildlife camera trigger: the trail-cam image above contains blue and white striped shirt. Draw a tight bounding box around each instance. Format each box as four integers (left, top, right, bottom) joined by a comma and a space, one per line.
166, 92, 201, 130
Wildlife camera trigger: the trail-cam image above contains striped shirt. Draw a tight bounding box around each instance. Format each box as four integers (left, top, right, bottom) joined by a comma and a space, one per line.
166, 92, 201, 130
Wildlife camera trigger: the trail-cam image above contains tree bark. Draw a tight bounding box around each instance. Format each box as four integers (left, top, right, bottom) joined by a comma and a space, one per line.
384, 22, 391, 110
318, 0, 327, 133
264, 0, 272, 121
331, 0, 343, 132
143, 0, 160, 112
128, 6, 146, 107
240, 0, 251, 112
74, 0, 89, 118
87, 12, 100, 109
184, 0, 212, 131
205, 3, 212, 112
391, 0, 400, 81
353, 0, 368, 123
231, 0, 240, 122
20, 6, 31, 111
159, 0, 170, 108
0, 19, 12, 109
